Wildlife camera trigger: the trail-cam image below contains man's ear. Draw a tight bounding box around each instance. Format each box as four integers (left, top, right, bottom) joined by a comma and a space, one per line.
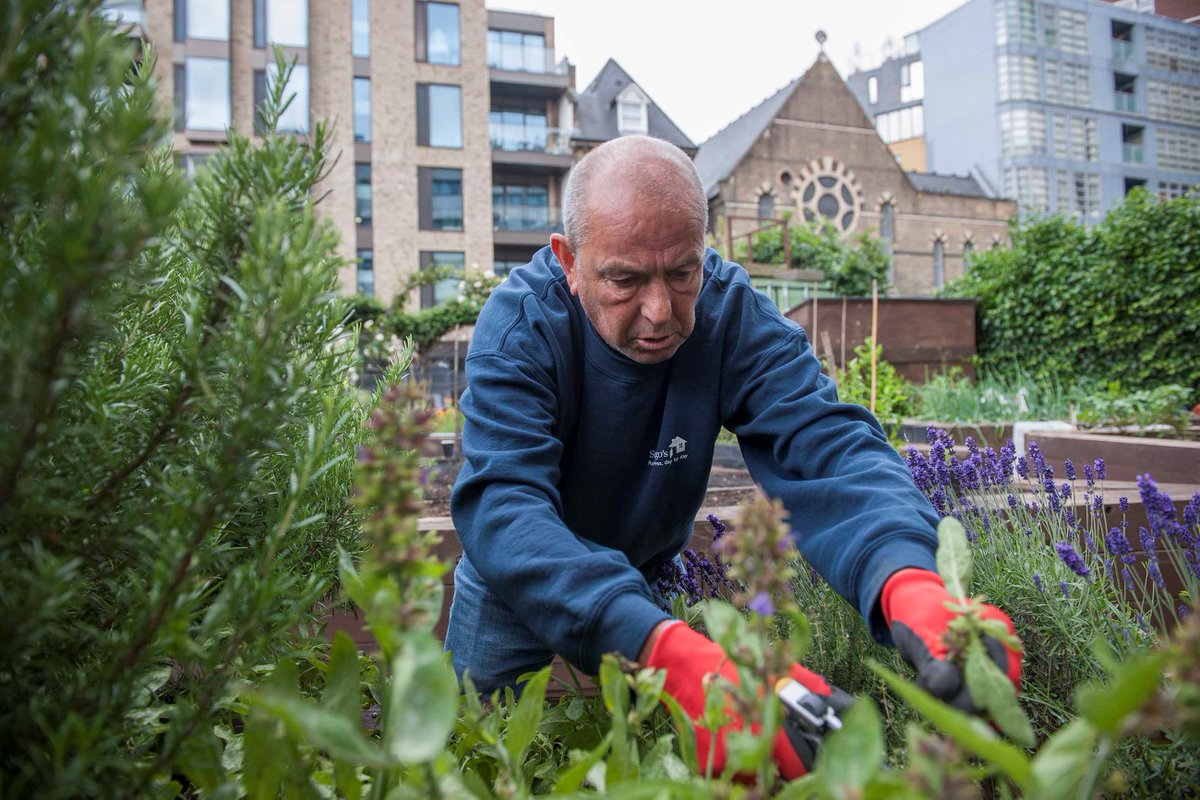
550, 233, 580, 295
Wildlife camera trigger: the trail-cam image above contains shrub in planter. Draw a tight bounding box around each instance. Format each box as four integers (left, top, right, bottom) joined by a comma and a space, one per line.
0, 4, 365, 793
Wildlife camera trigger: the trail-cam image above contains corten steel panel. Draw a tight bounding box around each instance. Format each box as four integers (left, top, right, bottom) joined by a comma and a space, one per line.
787, 297, 977, 383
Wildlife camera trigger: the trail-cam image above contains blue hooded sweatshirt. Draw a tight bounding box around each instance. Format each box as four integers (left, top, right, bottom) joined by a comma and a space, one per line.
450, 246, 938, 674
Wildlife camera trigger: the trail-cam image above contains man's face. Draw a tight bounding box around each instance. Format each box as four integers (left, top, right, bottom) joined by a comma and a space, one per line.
553, 194, 705, 365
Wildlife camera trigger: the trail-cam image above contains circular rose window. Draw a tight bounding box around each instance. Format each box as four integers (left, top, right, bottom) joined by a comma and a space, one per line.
792, 157, 863, 234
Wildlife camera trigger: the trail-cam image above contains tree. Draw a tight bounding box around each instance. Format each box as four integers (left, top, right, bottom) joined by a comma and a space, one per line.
732, 216, 891, 296
0, 3, 365, 793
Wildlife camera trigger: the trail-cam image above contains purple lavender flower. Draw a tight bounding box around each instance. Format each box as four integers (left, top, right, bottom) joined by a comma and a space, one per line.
1181, 604, 1192, 620
1105, 527, 1136, 564
1148, 560, 1167, 592
1082, 530, 1096, 553
1007, 493, 1019, 509
356, 445, 374, 464
1063, 510, 1077, 529
966, 436, 980, 460
1138, 474, 1178, 538
1055, 541, 1090, 578
1139, 526, 1156, 552
1064, 458, 1077, 481
748, 592, 775, 617
1061, 482, 1072, 499
1033, 573, 1045, 593
1094, 459, 1106, 480
1060, 580, 1070, 598
1119, 496, 1130, 514
999, 440, 1016, 483
1091, 495, 1104, 516
1016, 456, 1029, 480
1083, 462, 1095, 487
1137, 612, 1150, 633
707, 514, 728, 542
1121, 566, 1133, 586
1184, 493, 1199, 528
926, 424, 938, 444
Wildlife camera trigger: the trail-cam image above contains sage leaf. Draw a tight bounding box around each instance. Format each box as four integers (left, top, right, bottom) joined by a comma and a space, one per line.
551, 734, 612, 794
1076, 650, 1164, 736
383, 633, 458, 764
321, 631, 361, 727
814, 697, 884, 796
936, 516, 972, 599
504, 666, 551, 766
1028, 719, 1097, 799
965, 641, 1034, 748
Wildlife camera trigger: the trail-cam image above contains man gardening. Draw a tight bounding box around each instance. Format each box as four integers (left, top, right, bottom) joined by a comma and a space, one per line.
446, 135, 1021, 778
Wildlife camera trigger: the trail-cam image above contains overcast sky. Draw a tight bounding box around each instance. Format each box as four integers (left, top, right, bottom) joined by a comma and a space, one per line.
488, 0, 968, 144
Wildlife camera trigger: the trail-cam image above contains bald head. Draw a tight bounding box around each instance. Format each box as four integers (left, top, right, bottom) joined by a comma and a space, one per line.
562, 136, 708, 255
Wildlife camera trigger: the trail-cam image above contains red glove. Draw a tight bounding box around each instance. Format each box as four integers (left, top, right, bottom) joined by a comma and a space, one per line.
881, 568, 1022, 712
646, 621, 850, 780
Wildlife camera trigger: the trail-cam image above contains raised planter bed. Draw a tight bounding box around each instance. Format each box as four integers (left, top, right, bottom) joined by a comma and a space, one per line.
1033, 430, 1199, 485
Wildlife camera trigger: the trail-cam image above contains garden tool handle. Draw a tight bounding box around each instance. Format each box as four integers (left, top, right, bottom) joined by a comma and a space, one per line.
774, 677, 845, 772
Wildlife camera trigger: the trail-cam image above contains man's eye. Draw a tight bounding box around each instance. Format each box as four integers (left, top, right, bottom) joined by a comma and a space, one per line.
610, 277, 636, 288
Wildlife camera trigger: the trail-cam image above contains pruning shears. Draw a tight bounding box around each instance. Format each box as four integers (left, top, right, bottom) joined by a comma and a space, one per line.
774, 677, 850, 771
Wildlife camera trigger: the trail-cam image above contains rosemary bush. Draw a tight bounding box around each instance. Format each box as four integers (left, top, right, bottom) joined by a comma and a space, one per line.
0, 3, 364, 794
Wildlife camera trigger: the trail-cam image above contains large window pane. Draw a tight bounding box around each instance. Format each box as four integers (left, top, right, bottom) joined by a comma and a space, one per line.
269, 62, 308, 133
430, 252, 465, 306
187, 0, 229, 40
355, 163, 372, 225
354, 78, 371, 142
267, 0, 307, 47
431, 168, 463, 230
357, 249, 374, 295
351, 0, 369, 57
427, 2, 460, 65
185, 57, 230, 130
428, 85, 462, 148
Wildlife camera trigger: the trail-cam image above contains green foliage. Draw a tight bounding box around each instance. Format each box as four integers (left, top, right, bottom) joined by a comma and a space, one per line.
1076, 382, 1192, 435
912, 367, 1083, 423
830, 338, 913, 438
945, 190, 1200, 403
733, 217, 891, 296
347, 265, 500, 354
0, 6, 366, 792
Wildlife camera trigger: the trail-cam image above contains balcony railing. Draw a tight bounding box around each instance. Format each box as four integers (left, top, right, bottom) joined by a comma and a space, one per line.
100, 0, 146, 28
1114, 91, 1137, 112
1123, 143, 1145, 163
489, 126, 573, 156
493, 207, 563, 233
487, 43, 568, 75
1112, 39, 1134, 61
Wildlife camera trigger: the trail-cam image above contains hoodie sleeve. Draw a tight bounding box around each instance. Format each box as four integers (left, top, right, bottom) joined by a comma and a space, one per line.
450, 293, 670, 674
720, 283, 939, 644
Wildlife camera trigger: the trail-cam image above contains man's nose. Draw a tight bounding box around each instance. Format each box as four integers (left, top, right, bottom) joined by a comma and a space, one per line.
640, 280, 672, 326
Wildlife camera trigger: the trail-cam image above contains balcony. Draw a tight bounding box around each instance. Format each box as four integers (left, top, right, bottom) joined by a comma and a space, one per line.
492, 206, 563, 248
1114, 91, 1137, 113
1122, 143, 1144, 163
1112, 39, 1134, 61
489, 126, 574, 171
488, 41, 570, 99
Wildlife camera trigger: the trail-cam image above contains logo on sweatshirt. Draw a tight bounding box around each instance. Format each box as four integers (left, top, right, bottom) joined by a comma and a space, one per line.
649, 436, 688, 467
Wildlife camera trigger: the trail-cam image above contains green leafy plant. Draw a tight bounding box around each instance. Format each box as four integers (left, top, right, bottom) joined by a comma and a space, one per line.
945, 191, 1200, 404
1076, 382, 1192, 436
733, 216, 891, 296
0, 5, 366, 793
912, 366, 1085, 423
829, 337, 913, 441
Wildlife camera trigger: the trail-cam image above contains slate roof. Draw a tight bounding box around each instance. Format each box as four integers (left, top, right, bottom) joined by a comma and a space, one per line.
694, 77, 803, 199
575, 59, 696, 153
906, 172, 990, 198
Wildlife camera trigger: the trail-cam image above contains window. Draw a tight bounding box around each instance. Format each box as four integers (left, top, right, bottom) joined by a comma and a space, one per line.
352, 0, 369, 57
415, 2, 461, 66
1114, 72, 1137, 112
997, 55, 1039, 101
356, 249, 374, 295
1045, 61, 1091, 106
933, 239, 945, 289
1147, 80, 1200, 126
254, 0, 308, 48
900, 60, 923, 103
619, 99, 647, 134
1004, 165, 1049, 214
1146, 28, 1200, 75
1051, 114, 1098, 161
996, 0, 1037, 46
1125, 177, 1147, 196
1044, 6, 1087, 54
489, 108, 548, 151
880, 203, 895, 283
353, 78, 371, 142
177, 57, 230, 131
487, 29, 549, 73
174, 152, 213, 179
355, 163, 371, 225
875, 106, 923, 143
1157, 129, 1200, 171
418, 167, 463, 231
1121, 124, 1145, 163
1158, 181, 1196, 200
492, 181, 550, 231
1054, 169, 1100, 218
417, 84, 463, 148
420, 252, 465, 308
867, 76, 878, 105
758, 193, 774, 219
254, 63, 308, 133
999, 108, 1047, 156
178, 0, 229, 41
962, 238, 975, 270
